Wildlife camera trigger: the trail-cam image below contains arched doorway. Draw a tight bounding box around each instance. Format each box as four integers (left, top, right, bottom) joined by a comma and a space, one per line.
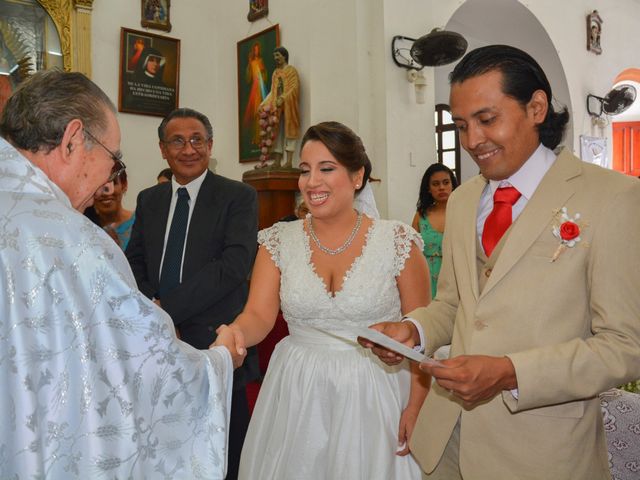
433, 0, 573, 182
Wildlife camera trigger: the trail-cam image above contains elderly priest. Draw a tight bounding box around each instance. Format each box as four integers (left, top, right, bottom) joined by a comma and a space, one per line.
0, 70, 243, 479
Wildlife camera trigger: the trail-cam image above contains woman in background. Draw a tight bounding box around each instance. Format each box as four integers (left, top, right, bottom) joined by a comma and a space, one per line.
412, 163, 458, 299
157, 167, 173, 184
93, 171, 135, 250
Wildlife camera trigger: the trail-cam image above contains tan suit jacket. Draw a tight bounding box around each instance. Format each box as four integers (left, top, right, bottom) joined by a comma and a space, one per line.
409, 149, 640, 479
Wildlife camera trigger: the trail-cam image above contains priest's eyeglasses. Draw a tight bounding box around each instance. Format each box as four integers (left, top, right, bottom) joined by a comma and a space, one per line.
84, 128, 127, 183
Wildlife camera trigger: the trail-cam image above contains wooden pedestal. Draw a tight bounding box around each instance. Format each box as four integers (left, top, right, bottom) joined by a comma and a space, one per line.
242, 168, 301, 230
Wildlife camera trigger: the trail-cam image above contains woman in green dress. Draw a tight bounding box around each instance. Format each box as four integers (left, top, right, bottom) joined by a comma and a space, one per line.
412, 163, 458, 299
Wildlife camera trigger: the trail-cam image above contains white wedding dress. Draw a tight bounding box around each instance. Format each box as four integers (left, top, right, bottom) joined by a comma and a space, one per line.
239, 218, 423, 480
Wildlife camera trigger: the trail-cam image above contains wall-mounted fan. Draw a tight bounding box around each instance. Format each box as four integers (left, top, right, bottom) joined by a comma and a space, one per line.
391, 29, 467, 70
391, 29, 467, 104
410, 29, 468, 67
587, 84, 637, 117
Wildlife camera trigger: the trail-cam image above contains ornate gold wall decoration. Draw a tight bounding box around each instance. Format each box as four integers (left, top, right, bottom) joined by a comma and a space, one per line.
36, 0, 94, 76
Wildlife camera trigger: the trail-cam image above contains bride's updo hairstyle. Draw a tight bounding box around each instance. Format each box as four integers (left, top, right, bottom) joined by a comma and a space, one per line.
300, 121, 371, 193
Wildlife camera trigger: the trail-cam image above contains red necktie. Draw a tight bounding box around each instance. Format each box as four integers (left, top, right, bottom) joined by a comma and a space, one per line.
482, 186, 521, 257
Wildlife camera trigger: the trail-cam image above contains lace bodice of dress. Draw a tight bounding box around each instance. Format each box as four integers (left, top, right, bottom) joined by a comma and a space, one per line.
258, 218, 424, 332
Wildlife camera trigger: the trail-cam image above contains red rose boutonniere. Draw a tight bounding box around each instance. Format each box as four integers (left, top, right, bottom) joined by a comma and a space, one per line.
550, 207, 587, 262
559, 221, 580, 242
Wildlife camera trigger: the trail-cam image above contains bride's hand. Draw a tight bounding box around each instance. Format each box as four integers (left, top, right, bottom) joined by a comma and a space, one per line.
396, 405, 420, 456
212, 324, 247, 369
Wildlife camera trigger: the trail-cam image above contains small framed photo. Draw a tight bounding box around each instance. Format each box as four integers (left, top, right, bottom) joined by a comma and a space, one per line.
141, 0, 172, 32
587, 10, 602, 55
580, 135, 607, 168
248, 0, 269, 22
118, 27, 180, 117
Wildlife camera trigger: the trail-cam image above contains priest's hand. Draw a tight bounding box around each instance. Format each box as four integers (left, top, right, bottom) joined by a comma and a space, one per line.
420, 355, 517, 408
213, 324, 247, 369
357, 321, 419, 366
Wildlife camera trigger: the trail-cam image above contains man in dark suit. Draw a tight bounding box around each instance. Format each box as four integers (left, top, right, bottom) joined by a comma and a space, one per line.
126, 107, 259, 480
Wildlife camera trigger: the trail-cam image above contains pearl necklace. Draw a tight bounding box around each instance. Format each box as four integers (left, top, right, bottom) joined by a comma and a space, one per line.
308, 212, 363, 255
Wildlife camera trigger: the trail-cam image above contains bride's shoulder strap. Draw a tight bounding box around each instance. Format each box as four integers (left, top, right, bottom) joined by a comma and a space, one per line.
258, 222, 284, 268
257, 220, 302, 269
389, 220, 424, 276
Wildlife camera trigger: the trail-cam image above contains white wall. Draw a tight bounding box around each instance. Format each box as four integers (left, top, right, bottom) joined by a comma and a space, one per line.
529, 0, 640, 167
91, 0, 640, 218
433, 0, 640, 178
92, 0, 220, 209
92, 0, 388, 211
434, 0, 573, 183
380, 0, 441, 222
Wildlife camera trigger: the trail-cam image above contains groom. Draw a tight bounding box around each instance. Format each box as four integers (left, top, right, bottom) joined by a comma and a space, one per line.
364, 45, 640, 479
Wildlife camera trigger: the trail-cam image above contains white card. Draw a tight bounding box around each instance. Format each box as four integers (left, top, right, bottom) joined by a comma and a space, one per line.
315, 324, 443, 365
354, 326, 442, 364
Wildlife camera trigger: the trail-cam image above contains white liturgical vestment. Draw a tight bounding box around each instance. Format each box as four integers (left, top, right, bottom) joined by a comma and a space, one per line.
0, 138, 233, 479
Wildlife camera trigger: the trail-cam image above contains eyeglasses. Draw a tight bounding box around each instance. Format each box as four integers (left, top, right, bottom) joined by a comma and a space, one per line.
84, 128, 126, 183
163, 136, 209, 151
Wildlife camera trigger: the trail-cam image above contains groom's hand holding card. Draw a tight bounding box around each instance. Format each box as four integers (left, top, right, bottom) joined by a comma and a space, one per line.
355, 322, 443, 367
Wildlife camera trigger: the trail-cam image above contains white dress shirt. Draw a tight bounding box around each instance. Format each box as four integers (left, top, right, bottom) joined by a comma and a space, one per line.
409, 144, 558, 358
476, 143, 557, 249
159, 169, 208, 282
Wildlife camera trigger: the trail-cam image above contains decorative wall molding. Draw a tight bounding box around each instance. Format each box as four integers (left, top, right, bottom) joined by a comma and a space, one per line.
36, 0, 94, 76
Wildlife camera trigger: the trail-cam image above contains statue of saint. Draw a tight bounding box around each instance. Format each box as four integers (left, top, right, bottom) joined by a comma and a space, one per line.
258, 46, 300, 168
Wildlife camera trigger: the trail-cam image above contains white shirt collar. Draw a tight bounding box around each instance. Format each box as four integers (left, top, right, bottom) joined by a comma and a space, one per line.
487, 143, 557, 200
171, 169, 208, 201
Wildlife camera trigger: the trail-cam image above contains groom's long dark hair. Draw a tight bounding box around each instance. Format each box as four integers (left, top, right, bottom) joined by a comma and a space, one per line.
450, 45, 569, 150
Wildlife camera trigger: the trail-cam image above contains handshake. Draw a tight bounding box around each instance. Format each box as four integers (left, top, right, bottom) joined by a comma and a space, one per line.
210, 324, 247, 369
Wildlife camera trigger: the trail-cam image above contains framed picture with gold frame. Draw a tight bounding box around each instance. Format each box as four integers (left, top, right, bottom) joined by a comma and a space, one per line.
0, 0, 68, 114
141, 0, 172, 32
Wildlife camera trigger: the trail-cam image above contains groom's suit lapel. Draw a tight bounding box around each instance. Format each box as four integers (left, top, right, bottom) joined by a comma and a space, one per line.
460, 175, 487, 303
479, 149, 581, 299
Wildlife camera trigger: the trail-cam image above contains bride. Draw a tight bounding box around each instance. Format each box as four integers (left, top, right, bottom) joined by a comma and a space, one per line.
218, 121, 430, 479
